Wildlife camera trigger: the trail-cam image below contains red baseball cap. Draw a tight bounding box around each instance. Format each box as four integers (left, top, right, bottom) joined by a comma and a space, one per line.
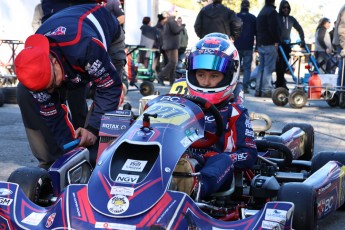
15, 34, 51, 91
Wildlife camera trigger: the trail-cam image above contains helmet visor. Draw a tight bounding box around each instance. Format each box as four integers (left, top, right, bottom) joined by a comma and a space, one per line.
188, 53, 232, 73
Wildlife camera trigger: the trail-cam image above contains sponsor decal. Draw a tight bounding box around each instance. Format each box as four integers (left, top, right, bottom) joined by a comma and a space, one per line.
115, 174, 139, 184
318, 182, 332, 195
317, 196, 334, 216
110, 186, 135, 196
22, 212, 46, 226
122, 159, 147, 172
265, 209, 287, 224
95, 222, 136, 229
261, 220, 283, 230
0, 188, 12, 196
0, 197, 12, 206
50, 26, 66, 36
45, 213, 56, 228
237, 152, 248, 161
181, 136, 192, 147
107, 195, 129, 214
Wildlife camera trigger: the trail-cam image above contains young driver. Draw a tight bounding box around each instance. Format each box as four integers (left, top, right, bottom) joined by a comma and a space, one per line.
175, 33, 257, 199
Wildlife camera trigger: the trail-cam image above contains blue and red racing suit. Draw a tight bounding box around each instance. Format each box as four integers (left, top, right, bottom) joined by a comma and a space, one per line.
190, 101, 257, 198
31, 4, 123, 150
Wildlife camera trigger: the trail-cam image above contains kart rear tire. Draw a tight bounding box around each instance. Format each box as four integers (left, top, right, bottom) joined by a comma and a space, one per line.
7, 166, 53, 206
311, 151, 345, 174
278, 183, 317, 230
140, 81, 154, 96
3, 86, 17, 104
288, 89, 307, 109
324, 91, 339, 107
272, 87, 289, 106
0, 89, 4, 107
282, 123, 314, 160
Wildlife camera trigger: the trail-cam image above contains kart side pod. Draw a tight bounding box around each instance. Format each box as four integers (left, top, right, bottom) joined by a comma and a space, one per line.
250, 175, 280, 198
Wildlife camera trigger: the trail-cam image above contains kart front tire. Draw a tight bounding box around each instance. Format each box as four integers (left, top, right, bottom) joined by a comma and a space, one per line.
7, 166, 53, 206
249, 78, 256, 89
140, 81, 154, 96
282, 123, 314, 160
272, 87, 289, 106
278, 183, 317, 230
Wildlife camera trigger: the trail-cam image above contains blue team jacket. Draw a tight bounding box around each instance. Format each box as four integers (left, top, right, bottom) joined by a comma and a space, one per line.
32, 4, 122, 148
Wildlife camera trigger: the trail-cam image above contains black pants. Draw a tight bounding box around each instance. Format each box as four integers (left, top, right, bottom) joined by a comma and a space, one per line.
275, 44, 291, 88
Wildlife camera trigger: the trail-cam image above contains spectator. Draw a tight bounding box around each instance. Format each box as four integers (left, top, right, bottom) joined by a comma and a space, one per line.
139, 16, 159, 68
234, 0, 256, 94
14, 4, 123, 169
315, 17, 336, 74
105, 0, 125, 25
154, 13, 168, 74
255, 0, 281, 97
198, 0, 213, 7
176, 17, 189, 69
174, 33, 257, 198
32, 3, 43, 33
194, 0, 242, 41
329, 21, 336, 49
275, 0, 305, 89
333, 4, 345, 87
157, 11, 184, 86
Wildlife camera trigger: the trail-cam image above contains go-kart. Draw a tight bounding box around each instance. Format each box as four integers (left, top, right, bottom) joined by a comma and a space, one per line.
1, 94, 345, 230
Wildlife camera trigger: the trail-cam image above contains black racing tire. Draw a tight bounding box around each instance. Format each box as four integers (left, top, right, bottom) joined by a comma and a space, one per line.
7, 166, 53, 206
288, 89, 307, 109
3, 86, 17, 104
140, 81, 154, 96
278, 183, 317, 230
249, 78, 256, 89
311, 151, 345, 174
282, 123, 314, 160
339, 92, 345, 109
324, 91, 339, 107
272, 87, 289, 106
0, 89, 4, 107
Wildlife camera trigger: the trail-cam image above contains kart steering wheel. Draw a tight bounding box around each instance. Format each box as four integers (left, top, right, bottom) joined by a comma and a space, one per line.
182, 94, 224, 148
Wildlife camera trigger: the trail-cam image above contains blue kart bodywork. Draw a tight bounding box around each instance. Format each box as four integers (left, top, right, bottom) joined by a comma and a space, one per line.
0, 95, 344, 229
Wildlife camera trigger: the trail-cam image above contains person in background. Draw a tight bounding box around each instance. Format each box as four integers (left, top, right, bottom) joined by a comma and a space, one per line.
174, 33, 257, 198
14, 4, 123, 169
154, 13, 168, 74
194, 0, 242, 41
275, 0, 305, 89
157, 10, 184, 86
255, 0, 280, 97
139, 16, 160, 68
105, 0, 125, 26
32, 3, 43, 33
315, 17, 336, 74
176, 17, 189, 69
234, 0, 256, 94
333, 4, 345, 87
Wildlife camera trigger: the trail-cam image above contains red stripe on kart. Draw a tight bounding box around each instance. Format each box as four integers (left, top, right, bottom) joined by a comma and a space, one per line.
50, 5, 102, 47
75, 187, 96, 224
129, 177, 162, 200
136, 193, 172, 227
98, 171, 112, 199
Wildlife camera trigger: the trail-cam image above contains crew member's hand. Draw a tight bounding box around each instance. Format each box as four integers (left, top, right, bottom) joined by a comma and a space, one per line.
341, 49, 345, 57
74, 127, 97, 147
326, 48, 332, 54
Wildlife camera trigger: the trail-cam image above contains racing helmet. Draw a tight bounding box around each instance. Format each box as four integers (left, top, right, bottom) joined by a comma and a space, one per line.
186, 33, 240, 105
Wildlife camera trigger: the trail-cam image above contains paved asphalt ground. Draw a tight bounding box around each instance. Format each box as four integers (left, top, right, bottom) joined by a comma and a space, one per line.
0, 78, 345, 229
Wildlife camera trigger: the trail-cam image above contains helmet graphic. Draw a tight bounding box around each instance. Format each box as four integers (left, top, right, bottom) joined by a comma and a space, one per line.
186, 33, 240, 105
